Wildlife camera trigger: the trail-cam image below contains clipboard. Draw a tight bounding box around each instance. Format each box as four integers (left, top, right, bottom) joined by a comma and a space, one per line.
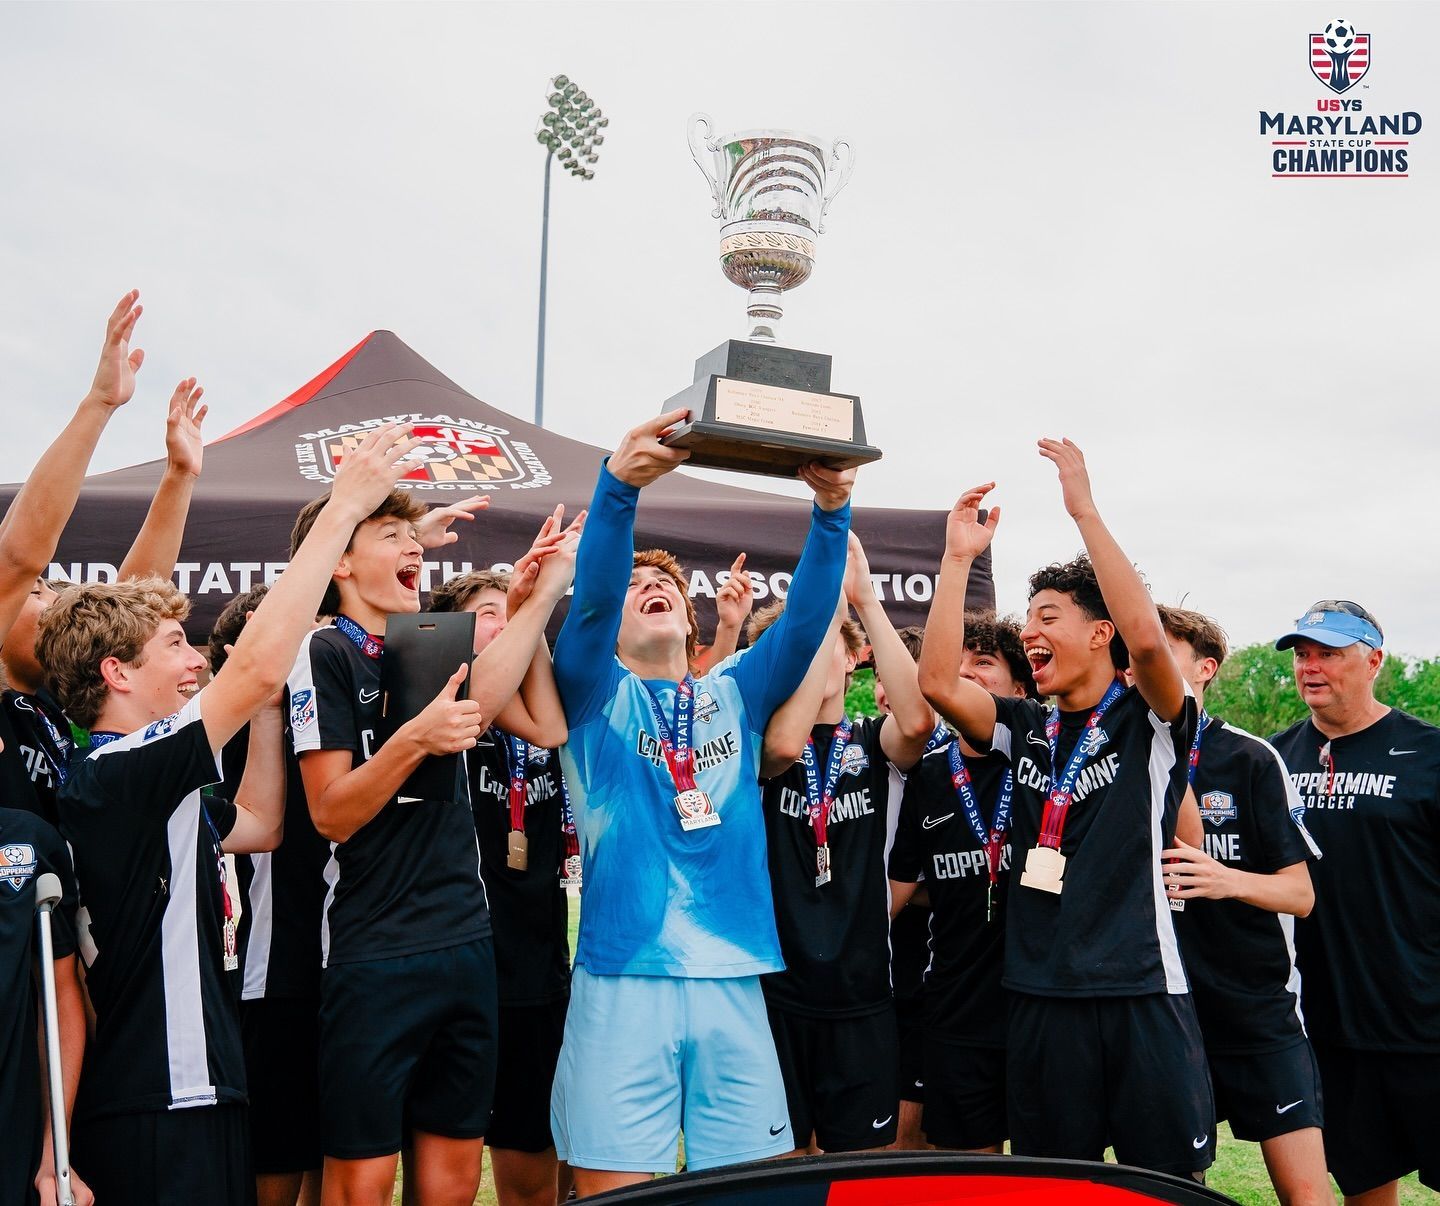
378, 611, 477, 802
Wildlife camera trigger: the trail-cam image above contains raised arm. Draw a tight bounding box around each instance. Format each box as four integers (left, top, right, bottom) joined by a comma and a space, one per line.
917, 485, 1000, 748
553, 410, 689, 720
117, 378, 206, 582
1038, 438, 1184, 722
848, 533, 934, 770
732, 462, 853, 722
0, 292, 143, 644
694, 553, 753, 675
760, 592, 845, 778
221, 695, 286, 854
202, 424, 422, 753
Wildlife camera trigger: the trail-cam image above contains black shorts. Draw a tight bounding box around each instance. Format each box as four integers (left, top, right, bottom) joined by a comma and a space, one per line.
319, 938, 499, 1160
767, 1003, 899, 1151
895, 997, 925, 1104
487, 995, 569, 1153
71, 1103, 252, 1206
1312, 1043, 1440, 1196
1209, 1037, 1323, 1142
241, 996, 322, 1174
922, 1037, 1006, 1150
1007, 992, 1214, 1178
1, 1063, 42, 1206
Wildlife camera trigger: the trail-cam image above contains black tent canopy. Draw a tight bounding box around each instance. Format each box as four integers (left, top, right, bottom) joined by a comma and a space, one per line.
3, 331, 993, 639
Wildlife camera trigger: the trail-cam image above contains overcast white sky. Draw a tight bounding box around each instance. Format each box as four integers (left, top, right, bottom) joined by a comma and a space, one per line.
2, 1, 1437, 654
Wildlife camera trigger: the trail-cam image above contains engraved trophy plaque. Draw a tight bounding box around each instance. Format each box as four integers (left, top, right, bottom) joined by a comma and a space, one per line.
659, 114, 882, 476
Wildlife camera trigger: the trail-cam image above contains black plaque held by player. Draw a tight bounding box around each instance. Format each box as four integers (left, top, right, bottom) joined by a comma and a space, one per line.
379, 612, 477, 802
659, 340, 881, 477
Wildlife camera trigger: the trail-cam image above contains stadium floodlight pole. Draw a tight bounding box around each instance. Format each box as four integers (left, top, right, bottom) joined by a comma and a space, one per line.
533, 75, 606, 428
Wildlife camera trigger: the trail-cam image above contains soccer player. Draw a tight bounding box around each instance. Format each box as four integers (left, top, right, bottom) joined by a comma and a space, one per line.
890, 612, 1039, 1155
38, 424, 423, 1205
549, 410, 854, 1197
752, 533, 935, 1154
288, 480, 576, 1206
917, 441, 1212, 1180
1156, 605, 1327, 1205
429, 554, 576, 1206
1270, 600, 1440, 1204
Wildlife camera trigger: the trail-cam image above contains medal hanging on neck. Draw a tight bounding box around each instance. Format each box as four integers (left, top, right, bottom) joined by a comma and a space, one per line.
800, 717, 852, 888
947, 742, 1013, 922
642, 676, 719, 831
23, 696, 73, 787
1021, 676, 1126, 896
559, 777, 582, 891
334, 615, 384, 660
202, 805, 239, 972
501, 732, 530, 871
1168, 711, 1211, 914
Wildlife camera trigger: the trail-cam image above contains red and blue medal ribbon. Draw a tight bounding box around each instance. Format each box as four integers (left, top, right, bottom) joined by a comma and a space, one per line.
946, 741, 1013, 890
923, 723, 951, 755
799, 717, 853, 853
498, 731, 531, 834
334, 615, 384, 660
1187, 712, 1210, 787
1038, 676, 1127, 850
641, 674, 701, 795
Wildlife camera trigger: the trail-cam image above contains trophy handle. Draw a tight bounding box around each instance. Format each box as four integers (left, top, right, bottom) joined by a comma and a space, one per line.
819, 137, 855, 234
688, 112, 727, 219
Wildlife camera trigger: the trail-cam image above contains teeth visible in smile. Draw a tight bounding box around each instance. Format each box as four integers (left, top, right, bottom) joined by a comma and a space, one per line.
641, 597, 672, 615
1026, 647, 1053, 669
397, 568, 419, 589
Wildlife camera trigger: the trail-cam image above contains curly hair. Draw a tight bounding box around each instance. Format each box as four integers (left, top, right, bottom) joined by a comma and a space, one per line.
1028, 553, 1129, 672
208, 584, 270, 675
964, 610, 1040, 700
633, 549, 699, 663
37, 575, 190, 729
428, 569, 512, 614
290, 489, 427, 617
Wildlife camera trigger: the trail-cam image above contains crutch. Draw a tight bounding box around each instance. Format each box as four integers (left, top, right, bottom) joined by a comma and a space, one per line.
35, 872, 76, 1206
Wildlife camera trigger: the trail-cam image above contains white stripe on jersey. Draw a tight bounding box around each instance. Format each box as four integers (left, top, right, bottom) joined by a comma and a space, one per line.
1145, 707, 1190, 994
882, 759, 906, 991
319, 844, 340, 968
1280, 911, 1307, 1033
241, 852, 274, 1000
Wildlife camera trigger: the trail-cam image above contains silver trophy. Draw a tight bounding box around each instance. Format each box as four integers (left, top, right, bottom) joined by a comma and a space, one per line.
688, 114, 855, 344
659, 114, 878, 477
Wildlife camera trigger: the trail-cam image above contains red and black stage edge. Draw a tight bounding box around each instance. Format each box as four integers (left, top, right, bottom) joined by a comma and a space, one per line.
591, 1152, 1238, 1205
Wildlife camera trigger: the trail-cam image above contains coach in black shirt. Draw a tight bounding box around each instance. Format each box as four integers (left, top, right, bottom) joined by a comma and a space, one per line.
1271, 600, 1440, 1201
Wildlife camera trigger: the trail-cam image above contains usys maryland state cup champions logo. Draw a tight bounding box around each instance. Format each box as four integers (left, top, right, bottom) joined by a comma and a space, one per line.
296, 415, 553, 493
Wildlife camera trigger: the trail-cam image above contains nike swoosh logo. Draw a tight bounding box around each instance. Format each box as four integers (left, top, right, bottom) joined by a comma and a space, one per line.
872, 1116, 893, 1129
914, 1079, 924, 1089
922, 813, 955, 830
768, 1123, 785, 1136
359, 688, 380, 704
1390, 748, 1416, 756
1276, 1100, 1303, 1114
1192, 1135, 1208, 1149
1027, 733, 1049, 749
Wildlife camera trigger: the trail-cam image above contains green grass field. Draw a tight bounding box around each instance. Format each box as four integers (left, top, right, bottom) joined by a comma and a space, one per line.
397, 900, 1432, 1205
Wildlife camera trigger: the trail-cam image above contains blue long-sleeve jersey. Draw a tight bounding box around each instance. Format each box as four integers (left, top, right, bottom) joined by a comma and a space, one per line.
554, 462, 850, 977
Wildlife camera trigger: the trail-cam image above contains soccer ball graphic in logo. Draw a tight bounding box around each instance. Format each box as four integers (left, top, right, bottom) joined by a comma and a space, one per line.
402, 441, 463, 467
1312, 18, 1368, 93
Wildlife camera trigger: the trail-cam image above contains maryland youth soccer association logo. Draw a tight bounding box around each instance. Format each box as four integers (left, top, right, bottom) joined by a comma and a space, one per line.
295, 415, 553, 493
1311, 20, 1369, 93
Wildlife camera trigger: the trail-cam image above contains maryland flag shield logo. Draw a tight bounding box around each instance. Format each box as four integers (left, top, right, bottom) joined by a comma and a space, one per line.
321, 423, 525, 486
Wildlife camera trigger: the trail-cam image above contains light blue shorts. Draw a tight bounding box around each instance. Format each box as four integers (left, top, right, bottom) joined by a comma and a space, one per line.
550, 968, 793, 1172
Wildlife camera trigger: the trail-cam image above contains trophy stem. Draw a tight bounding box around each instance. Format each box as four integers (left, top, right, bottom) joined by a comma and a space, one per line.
746, 285, 783, 344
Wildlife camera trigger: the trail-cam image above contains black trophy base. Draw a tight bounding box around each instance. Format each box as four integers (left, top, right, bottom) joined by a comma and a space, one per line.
659, 340, 882, 477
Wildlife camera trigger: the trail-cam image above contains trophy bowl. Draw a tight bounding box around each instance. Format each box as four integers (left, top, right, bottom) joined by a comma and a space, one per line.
689, 115, 854, 343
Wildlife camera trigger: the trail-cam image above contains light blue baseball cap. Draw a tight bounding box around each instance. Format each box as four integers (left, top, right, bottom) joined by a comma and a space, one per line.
1275, 599, 1384, 651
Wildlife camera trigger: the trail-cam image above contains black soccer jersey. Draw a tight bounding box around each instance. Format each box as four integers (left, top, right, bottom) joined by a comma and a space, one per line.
990, 686, 1197, 997
467, 729, 570, 1007
57, 694, 245, 1118
761, 715, 903, 1017
1174, 719, 1321, 1054
889, 741, 1011, 1046
0, 688, 72, 824
1271, 708, 1440, 1053
288, 625, 490, 969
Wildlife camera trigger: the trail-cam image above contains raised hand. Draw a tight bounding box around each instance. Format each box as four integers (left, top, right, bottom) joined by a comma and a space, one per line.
87, 290, 144, 410
609, 409, 691, 487
715, 552, 754, 629
943, 483, 1000, 562
409, 662, 485, 755
510, 505, 587, 614
165, 378, 207, 478
413, 495, 491, 550
798, 461, 856, 513
328, 423, 420, 520
842, 532, 876, 606
1037, 437, 1098, 522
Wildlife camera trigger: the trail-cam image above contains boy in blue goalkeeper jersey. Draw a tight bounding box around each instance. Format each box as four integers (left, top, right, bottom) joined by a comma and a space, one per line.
550, 410, 856, 1196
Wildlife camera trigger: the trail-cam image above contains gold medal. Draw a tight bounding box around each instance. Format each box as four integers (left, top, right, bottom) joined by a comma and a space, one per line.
507, 830, 529, 871
1019, 845, 1066, 895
